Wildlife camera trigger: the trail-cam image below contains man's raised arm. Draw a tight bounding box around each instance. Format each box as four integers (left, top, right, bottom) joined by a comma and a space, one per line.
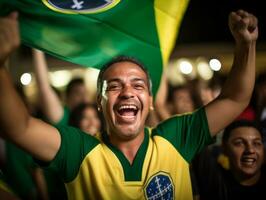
0, 12, 61, 162
206, 10, 258, 136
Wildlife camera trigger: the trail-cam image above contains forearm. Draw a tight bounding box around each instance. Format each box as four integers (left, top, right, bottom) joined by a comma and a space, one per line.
207, 42, 256, 135
0, 13, 61, 162
205, 10, 258, 136
32, 49, 63, 123
0, 68, 61, 161
33, 49, 51, 93
0, 67, 30, 140
219, 41, 256, 106
155, 72, 171, 120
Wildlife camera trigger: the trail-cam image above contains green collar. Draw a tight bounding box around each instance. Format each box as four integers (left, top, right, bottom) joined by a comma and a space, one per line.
103, 128, 149, 181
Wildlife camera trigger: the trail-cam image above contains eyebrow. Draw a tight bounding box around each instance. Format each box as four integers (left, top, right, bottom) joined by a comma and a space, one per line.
107, 78, 122, 83
232, 137, 262, 141
107, 77, 147, 84
132, 78, 145, 81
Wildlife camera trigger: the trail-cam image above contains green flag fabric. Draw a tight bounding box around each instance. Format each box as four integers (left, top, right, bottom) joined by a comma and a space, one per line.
0, 0, 189, 94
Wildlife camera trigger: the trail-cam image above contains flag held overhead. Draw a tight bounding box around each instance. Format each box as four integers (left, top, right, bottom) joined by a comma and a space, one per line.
0, 0, 189, 95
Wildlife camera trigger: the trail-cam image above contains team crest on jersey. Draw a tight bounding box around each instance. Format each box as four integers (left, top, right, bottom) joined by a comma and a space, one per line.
42, 0, 120, 14
144, 172, 174, 200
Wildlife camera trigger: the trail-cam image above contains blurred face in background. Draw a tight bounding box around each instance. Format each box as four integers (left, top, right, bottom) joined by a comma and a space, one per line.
172, 88, 194, 114
80, 106, 101, 136
67, 84, 89, 110
224, 126, 264, 185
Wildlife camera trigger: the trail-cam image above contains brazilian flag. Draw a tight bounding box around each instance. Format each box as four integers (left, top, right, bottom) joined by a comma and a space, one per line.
0, 0, 189, 94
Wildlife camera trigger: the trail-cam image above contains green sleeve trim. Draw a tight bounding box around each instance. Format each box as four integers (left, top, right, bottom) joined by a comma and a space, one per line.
47, 125, 100, 182
152, 107, 213, 163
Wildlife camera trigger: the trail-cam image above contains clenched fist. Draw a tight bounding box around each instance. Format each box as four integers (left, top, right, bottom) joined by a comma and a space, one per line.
229, 10, 258, 45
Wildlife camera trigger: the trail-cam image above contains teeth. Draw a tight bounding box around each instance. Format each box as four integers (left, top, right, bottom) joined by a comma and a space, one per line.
241, 158, 255, 163
243, 159, 255, 161
118, 105, 138, 111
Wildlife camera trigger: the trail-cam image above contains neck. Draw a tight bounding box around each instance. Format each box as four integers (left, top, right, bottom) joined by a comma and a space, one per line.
109, 131, 145, 165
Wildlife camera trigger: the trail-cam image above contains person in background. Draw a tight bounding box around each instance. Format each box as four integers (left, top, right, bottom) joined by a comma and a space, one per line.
194, 120, 265, 200
68, 103, 102, 136
155, 72, 198, 121
32, 49, 89, 126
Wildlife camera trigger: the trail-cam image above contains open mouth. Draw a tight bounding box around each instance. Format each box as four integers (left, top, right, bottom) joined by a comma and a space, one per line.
117, 104, 139, 117
240, 157, 256, 167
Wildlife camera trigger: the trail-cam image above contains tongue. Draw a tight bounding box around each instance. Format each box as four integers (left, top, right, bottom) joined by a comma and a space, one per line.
121, 110, 135, 116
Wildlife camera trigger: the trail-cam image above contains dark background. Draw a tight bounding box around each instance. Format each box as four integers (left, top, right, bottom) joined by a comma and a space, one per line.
177, 0, 265, 45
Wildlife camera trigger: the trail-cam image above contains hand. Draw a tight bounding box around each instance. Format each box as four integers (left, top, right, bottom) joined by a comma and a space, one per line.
228, 10, 258, 45
0, 12, 20, 66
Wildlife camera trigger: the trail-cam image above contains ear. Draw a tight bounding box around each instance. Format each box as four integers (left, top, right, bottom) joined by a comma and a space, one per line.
149, 96, 154, 111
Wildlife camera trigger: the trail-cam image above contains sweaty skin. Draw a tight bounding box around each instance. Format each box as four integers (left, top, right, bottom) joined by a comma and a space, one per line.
101, 80, 108, 100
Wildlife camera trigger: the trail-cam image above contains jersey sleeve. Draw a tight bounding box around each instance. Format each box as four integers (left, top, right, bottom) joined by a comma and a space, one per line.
153, 107, 213, 163
46, 125, 99, 182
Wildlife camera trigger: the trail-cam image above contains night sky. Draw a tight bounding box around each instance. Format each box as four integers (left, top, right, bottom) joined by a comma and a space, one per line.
177, 0, 265, 45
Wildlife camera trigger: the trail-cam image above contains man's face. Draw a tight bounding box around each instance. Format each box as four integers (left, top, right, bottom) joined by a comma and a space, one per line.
224, 127, 264, 179
98, 61, 152, 141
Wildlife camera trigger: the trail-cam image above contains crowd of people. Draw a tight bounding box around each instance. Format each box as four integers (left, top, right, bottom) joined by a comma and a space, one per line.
0, 9, 265, 200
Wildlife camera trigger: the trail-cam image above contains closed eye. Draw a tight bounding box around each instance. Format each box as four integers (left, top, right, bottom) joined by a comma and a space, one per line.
106, 84, 122, 91
253, 140, 263, 147
233, 140, 244, 147
134, 83, 145, 90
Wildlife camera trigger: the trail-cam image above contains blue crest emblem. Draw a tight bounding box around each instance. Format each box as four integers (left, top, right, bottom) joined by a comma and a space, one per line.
144, 172, 174, 200
42, 0, 120, 14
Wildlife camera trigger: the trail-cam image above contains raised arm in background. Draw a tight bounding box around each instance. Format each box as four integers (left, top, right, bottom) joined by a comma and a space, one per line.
154, 71, 172, 120
32, 49, 64, 124
0, 12, 61, 162
206, 10, 258, 136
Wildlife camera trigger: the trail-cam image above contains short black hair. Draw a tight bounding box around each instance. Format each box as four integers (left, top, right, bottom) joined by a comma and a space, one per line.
222, 120, 263, 144
96, 56, 152, 97
66, 78, 85, 97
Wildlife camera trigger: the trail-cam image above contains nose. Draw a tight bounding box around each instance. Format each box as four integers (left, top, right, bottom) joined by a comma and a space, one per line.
119, 84, 134, 99
245, 143, 255, 154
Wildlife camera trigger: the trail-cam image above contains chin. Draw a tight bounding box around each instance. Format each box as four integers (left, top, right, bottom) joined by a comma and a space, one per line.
116, 126, 140, 139
240, 169, 259, 178
120, 129, 139, 138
